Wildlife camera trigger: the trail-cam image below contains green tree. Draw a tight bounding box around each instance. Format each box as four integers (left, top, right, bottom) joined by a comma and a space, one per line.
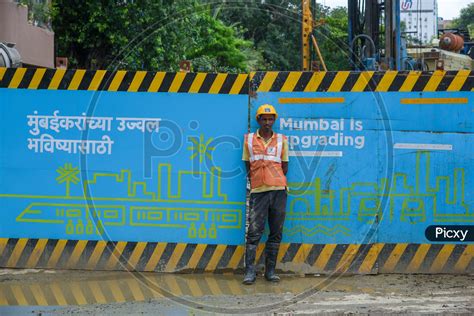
205, 0, 349, 71
52, 0, 257, 72
452, 3, 474, 32
205, 0, 302, 70
18, 0, 53, 29
316, 6, 350, 71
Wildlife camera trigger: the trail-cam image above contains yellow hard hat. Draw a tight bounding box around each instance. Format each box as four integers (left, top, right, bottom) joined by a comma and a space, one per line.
256, 104, 278, 120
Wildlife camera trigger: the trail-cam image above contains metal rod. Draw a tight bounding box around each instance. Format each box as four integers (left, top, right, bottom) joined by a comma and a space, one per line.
311, 34, 327, 71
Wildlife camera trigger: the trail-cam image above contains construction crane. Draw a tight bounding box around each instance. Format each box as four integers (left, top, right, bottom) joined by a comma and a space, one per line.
301, 0, 326, 71
306, 0, 472, 71
348, 0, 402, 70
302, 0, 404, 71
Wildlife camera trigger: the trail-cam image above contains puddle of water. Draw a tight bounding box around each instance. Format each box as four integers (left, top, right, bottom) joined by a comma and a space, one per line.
0, 270, 364, 306
2, 270, 469, 308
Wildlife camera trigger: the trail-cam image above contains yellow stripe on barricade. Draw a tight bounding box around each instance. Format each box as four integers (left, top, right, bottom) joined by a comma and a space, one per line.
304, 72, 325, 91
8, 68, 26, 88
105, 241, 127, 270
144, 242, 167, 272
87, 70, 106, 90
423, 70, 445, 91
6, 238, 28, 267
147, 72, 166, 92
430, 244, 455, 273
86, 241, 107, 269
128, 71, 147, 92
127, 241, 147, 270
351, 71, 374, 91
165, 243, 187, 272
29, 68, 46, 89
257, 71, 279, 92
48, 69, 66, 89
399, 71, 422, 91
406, 244, 431, 272
281, 72, 303, 92
25, 239, 48, 268
186, 244, 207, 270
454, 245, 473, 273
208, 73, 228, 93
327, 71, 350, 92
46, 240, 67, 268
229, 74, 248, 94
0, 239, 471, 274
68, 69, 86, 90
206, 244, 227, 272
381, 243, 408, 271
375, 70, 397, 91
447, 69, 470, 91
277, 243, 291, 263
401, 98, 468, 104
0, 67, 6, 81
336, 244, 360, 273
279, 97, 344, 103
314, 244, 337, 271
293, 244, 313, 264
168, 72, 187, 93
188, 73, 207, 93
108, 70, 127, 91
66, 240, 88, 268
359, 243, 382, 273
0, 238, 8, 259
227, 245, 244, 270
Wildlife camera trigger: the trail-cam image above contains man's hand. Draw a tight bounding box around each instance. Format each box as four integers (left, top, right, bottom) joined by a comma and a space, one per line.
282, 161, 288, 175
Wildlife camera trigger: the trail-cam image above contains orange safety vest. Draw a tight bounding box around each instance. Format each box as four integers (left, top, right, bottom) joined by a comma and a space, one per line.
246, 132, 287, 189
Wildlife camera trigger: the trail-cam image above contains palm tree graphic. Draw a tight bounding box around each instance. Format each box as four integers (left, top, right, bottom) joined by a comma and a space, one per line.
56, 163, 80, 197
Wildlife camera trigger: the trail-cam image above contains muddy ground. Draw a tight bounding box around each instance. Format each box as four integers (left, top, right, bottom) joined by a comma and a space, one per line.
0, 269, 472, 315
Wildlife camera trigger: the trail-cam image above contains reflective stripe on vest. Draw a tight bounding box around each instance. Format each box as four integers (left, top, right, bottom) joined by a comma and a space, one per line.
247, 133, 254, 161
247, 132, 283, 163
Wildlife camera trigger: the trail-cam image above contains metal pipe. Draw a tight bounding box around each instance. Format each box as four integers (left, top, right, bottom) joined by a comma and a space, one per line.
311, 34, 327, 71
350, 34, 376, 59
395, 0, 402, 70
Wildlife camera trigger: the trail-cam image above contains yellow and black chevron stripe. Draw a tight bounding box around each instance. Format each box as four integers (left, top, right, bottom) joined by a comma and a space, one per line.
0, 68, 249, 94
250, 70, 474, 92
2, 68, 472, 94
0, 238, 471, 274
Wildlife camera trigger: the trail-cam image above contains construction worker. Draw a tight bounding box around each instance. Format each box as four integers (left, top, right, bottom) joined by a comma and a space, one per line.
242, 104, 289, 285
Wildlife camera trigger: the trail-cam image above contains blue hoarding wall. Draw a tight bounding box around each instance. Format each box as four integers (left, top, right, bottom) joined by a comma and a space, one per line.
1, 69, 473, 250
0, 86, 248, 244
250, 71, 473, 245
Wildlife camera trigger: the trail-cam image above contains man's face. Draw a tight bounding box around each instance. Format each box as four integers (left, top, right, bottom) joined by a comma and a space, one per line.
258, 114, 275, 130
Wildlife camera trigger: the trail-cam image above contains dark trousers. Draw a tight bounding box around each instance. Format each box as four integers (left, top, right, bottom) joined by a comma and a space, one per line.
246, 190, 287, 246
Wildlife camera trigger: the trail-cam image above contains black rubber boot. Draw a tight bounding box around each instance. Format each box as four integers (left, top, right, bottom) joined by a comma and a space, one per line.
242, 244, 257, 285
264, 243, 280, 282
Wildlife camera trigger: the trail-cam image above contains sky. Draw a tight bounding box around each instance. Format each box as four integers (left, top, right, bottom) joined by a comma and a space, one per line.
322, 0, 471, 19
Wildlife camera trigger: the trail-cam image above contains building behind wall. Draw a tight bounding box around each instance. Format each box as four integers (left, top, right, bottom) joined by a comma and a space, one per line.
400, 0, 438, 45
437, 17, 454, 30
0, 0, 54, 68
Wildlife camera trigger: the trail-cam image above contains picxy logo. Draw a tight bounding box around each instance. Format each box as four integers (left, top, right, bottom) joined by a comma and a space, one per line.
425, 225, 473, 242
